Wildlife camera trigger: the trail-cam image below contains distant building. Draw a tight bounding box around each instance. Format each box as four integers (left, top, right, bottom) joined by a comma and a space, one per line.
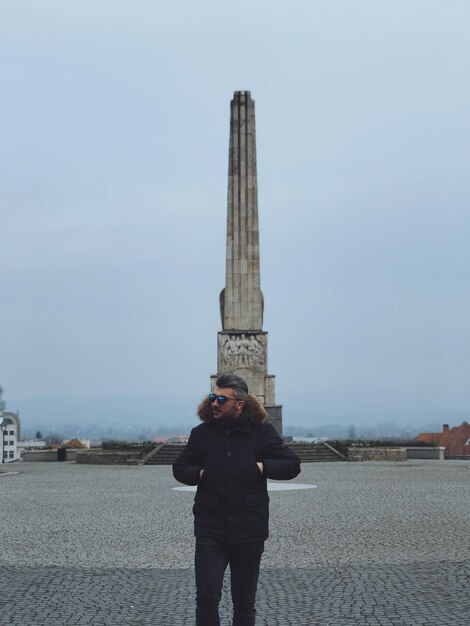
416, 422, 470, 459
17, 439, 47, 454
62, 438, 89, 449
0, 386, 20, 463
1, 412, 21, 463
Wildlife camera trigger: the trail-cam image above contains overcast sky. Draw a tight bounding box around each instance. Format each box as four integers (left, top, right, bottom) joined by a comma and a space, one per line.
1, 0, 469, 434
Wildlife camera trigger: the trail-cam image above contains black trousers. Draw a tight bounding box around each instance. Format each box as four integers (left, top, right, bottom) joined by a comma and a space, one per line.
195, 536, 264, 626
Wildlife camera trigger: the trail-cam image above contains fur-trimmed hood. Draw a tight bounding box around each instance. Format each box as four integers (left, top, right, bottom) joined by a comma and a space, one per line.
197, 393, 268, 424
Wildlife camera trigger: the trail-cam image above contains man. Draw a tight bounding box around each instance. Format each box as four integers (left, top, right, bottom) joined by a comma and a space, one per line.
173, 373, 301, 626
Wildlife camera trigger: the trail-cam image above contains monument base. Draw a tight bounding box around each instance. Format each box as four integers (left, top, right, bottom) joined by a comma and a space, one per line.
211, 331, 283, 435
265, 405, 283, 437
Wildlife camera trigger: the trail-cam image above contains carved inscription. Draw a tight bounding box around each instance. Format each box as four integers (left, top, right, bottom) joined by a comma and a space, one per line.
220, 334, 265, 369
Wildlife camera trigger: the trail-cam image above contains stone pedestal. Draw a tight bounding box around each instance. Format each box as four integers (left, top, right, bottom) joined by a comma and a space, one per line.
264, 405, 283, 439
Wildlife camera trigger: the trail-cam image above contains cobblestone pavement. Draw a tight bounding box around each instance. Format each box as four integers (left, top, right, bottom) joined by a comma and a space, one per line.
1, 461, 469, 625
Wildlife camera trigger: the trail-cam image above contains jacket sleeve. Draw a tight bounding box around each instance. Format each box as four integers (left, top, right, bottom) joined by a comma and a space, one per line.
172, 429, 204, 486
260, 423, 301, 480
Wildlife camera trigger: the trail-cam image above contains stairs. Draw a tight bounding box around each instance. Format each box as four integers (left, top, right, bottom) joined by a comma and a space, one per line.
145, 441, 345, 465
288, 442, 346, 462
145, 443, 185, 465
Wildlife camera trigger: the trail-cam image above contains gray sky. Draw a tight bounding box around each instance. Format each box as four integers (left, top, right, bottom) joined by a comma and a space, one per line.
2, 0, 470, 434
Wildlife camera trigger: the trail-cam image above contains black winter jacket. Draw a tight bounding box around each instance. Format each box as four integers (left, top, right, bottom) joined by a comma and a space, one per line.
172, 394, 301, 545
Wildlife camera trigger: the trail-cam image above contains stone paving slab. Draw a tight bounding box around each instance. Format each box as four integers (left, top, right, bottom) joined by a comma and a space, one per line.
1, 460, 469, 625
2, 461, 469, 570
1, 560, 468, 625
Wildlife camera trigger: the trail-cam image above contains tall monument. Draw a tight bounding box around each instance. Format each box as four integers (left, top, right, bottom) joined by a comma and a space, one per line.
211, 91, 282, 435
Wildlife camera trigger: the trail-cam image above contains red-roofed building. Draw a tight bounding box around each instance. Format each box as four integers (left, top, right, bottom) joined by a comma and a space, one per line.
63, 438, 87, 449
416, 422, 470, 459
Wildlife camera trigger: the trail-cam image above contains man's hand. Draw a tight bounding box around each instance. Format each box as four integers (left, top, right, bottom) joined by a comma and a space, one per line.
199, 468, 204, 479
256, 462, 263, 474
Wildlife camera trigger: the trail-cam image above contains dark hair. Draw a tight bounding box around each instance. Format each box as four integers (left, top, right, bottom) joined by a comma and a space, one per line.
216, 373, 248, 401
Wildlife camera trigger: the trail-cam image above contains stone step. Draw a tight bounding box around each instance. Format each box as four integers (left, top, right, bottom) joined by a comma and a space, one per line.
146, 442, 345, 465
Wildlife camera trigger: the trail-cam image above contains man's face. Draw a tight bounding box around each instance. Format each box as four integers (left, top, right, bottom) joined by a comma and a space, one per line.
210, 386, 245, 420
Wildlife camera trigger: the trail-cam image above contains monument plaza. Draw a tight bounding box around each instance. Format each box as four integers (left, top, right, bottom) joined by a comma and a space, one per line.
1, 460, 469, 625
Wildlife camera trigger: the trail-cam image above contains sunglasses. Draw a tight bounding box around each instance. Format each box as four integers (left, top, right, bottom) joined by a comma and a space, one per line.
208, 393, 239, 406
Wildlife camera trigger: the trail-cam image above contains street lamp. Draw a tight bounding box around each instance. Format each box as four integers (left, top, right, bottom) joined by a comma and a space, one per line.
0, 420, 7, 464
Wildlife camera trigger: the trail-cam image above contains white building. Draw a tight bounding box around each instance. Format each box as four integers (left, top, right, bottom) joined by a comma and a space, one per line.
1, 412, 21, 463
0, 387, 21, 463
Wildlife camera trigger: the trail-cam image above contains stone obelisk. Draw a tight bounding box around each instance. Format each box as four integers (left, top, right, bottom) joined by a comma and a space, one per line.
211, 91, 282, 435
